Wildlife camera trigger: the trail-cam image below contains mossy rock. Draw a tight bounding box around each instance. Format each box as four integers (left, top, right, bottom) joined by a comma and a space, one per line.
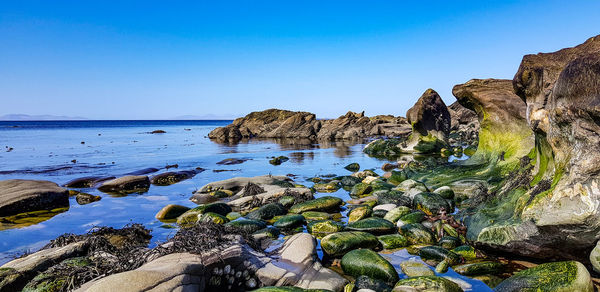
269, 156, 289, 165
348, 205, 372, 223
396, 211, 426, 227
376, 190, 412, 207
372, 209, 388, 218
438, 236, 461, 250
273, 214, 305, 229
363, 138, 405, 159
246, 203, 287, 220
354, 275, 393, 292
413, 192, 451, 216
253, 287, 328, 292
313, 181, 340, 193
199, 212, 229, 224
278, 196, 296, 208
289, 196, 343, 213
441, 148, 453, 157
370, 180, 396, 192
307, 220, 344, 236
189, 202, 232, 216
339, 176, 363, 187
433, 186, 455, 200
253, 226, 281, 239
464, 145, 477, 156
394, 276, 463, 292
350, 183, 373, 197
383, 206, 411, 223
400, 260, 435, 277
418, 245, 462, 265
395, 179, 428, 193
341, 249, 399, 284
155, 204, 190, 220
226, 212, 242, 221
320, 231, 380, 257
400, 223, 434, 245
301, 211, 331, 221
210, 190, 232, 198
453, 261, 503, 276
473, 274, 503, 288
452, 245, 477, 260
176, 210, 202, 226
387, 170, 408, 185
378, 234, 408, 249
224, 219, 267, 233
494, 261, 593, 292
346, 217, 396, 235
344, 163, 360, 172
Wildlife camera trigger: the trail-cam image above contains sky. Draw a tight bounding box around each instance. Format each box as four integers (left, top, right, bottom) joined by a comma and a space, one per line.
1, 1, 599, 120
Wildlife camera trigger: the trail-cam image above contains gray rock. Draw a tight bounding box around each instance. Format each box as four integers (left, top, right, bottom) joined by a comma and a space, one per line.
97, 175, 150, 194
0, 179, 69, 217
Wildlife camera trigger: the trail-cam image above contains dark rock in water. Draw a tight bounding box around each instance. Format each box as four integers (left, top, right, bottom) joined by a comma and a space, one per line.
97, 175, 150, 195
320, 231, 380, 257
0, 179, 69, 217
341, 249, 399, 284
413, 192, 451, 216
419, 245, 462, 265
400, 223, 434, 245
224, 219, 267, 233
63, 176, 115, 188
273, 214, 305, 229
376, 190, 411, 207
189, 202, 231, 217
75, 192, 101, 205
155, 204, 190, 220
246, 203, 287, 220
124, 168, 160, 175
438, 236, 461, 250
216, 158, 249, 165
289, 196, 343, 213
494, 261, 592, 292
355, 275, 393, 292
199, 212, 229, 224
394, 276, 463, 292
396, 211, 426, 227
339, 176, 362, 187
346, 217, 396, 235
448, 101, 479, 146
453, 261, 503, 276
150, 130, 166, 134
269, 156, 289, 165
150, 170, 196, 186
344, 162, 360, 172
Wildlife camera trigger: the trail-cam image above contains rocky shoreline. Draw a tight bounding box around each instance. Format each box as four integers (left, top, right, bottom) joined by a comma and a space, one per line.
1, 35, 600, 291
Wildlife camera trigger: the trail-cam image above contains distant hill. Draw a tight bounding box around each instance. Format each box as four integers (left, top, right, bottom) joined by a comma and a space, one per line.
0, 114, 88, 121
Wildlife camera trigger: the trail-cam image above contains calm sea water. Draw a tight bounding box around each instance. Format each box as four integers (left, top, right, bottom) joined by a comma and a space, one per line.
0, 120, 489, 291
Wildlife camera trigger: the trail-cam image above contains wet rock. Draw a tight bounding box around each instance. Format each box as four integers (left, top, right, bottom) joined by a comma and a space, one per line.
355, 275, 393, 292
350, 183, 373, 197
246, 203, 287, 220
313, 181, 341, 192
307, 220, 344, 236
124, 168, 160, 175
438, 236, 461, 250
394, 276, 463, 292
216, 158, 249, 165
400, 260, 435, 277
150, 130, 166, 134
396, 211, 426, 227
348, 205, 372, 223
320, 231, 380, 257
453, 261, 503, 276
289, 196, 343, 213
0, 179, 69, 217
383, 206, 411, 223
376, 190, 412, 207
189, 202, 231, 216
63, 176, 115, 188
378, 234, 408, 249
301, 211, 331, 221
341, 249, 399, 284
273, 214, 305, 229
345, 163, 360, 172
494, 261, 592, 292
590, 240, 600, 273
373, 204, 396, 212
269, 156, 289, 165
253, 226, 280, 240
448, 101, 479, 146
413, 192, 451, 216
346, 217, 396, 235
452, 245, 478, 260
400, 223, 434, 245
340, 176, 363, 187
433, 186, 455, 200
97, 175, 150, 195
224, 219, 267, 233
199, 212, 229, 224
74, 192, 101, 205
150, 170, 196, 186
419, 246, 462, 266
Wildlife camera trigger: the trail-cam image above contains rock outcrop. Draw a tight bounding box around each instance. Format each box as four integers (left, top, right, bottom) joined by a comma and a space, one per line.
447, 101, 479, 146
208, 109, 410, 142
403, 89, 451, 153
452, 79, 534, 164
0, 179, 69, 217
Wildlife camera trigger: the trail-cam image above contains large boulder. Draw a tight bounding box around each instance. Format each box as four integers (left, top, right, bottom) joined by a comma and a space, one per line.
0, 179, 69, 217
494, 261, 593, 292
405, 89, 451, 153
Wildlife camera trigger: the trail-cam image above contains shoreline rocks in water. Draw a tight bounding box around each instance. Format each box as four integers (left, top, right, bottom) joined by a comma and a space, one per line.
0, 179, 69, 217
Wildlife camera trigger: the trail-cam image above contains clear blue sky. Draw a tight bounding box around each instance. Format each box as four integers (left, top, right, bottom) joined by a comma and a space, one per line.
1, 1, 598, 119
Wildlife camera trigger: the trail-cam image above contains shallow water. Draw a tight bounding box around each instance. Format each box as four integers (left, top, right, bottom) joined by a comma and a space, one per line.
0, 120, 489, 290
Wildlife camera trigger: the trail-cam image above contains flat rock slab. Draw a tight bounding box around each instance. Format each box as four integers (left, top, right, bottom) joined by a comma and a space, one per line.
0, 179, 69, 217
97, 175, 150, 194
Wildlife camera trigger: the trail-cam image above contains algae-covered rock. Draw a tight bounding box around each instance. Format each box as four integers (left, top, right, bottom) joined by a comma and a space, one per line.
396, 211, 426, 227
307, 220, 344, 235
345, 163, 360, 172
376, 190, 412, 207
278, 196, 296, 208
351, 183, 373, 197
313, 181, 341, 192
150, 170, 196, 186
348, 205, 372, 223
302, 211, 331, 221
494, 261, 593, 292
433, 186, 455, 200
320, 231, 380, 257
372, 209, 388, 218
189, 202, 232, 216
224, 218, 267, 233
341, 249, 399, 284
463, 145, 477, 156
453, 261, 503, 276
419, 246, 462, 265
404, 89, 451, 154
474, 275, 503, 289
413, 192, 451, 216
394, 276, 463, 292
289, 196, 343, 213
373, 204, 397, 212
269, 156, 289, 165
340, 176, 363, 187
395, 179, 428, 193
438, 236, 461, 250
452, 245, 478, 260
355, 275, 393, 292
346, 217, 396, 235
253, 226, 281, 240
273, 214, 305, 229
400, 223, 434, 245
378, 234, 408, 249
226, 211, 242, 221
400, 260, 435, 277
387, 170, 408, 185
246, 203, 287, 220
155, 204, 190, 220
199, 212, 229, 224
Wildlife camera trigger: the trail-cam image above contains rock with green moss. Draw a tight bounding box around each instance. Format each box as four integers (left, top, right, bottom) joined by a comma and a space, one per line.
355, 275, 393, 292
413, 192, 451, 216
155, 204, 190, 220
344, 163, 360, 172
289, 196, 343, 213
253, 226, 280, 240
363, 138, 405, 159
463, 145, 477, 156
246, 203, 287, 220
189, 202, 232, 216
453, 261, 503, 276
372, 209, 388, 218
378, 234, 408, 249
400, 260, 435, 277
473, 275, 503, 288
350, 183, 372, 197
383, 206, 411, 224
176, 210, 202, 226
438, 236, 461, 250
370, 180, 396, 192
387, 170, 408, 185
376, 190, 412, 207
313, 181, 340, 193
199, 212, 229, 224
395, 179, 428, 193
346, 217, 396, 235
224, 218, 267, 233
307, 220, 344, 236
273, 214, 305, 229
341, 249, 399, 284
396, 211, 426, 227
452, 245, 478, 260
301, 211, 331, 221
394, 276, 463, 292
494, 261, 592, 292
278, 196, 296, 208
348, 205, 372, 223
400, 223, 434, 245
226, 212, 242, 221
340, 176, 363, 187
320, 231, 380, 257
433, 186, 455, 200
269, 156, 289, 165
419, 246, 462, 265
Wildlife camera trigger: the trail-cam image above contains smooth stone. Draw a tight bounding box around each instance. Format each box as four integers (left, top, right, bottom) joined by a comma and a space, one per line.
320, 231, 380, 257
273, 214, 305, 229
307, 220, 344, 236
452, 245, 478, 260
313, 181, 340, 192
395, 179, 428, 193
189, 202, 232, 216
400, 260, 435, 277
340, 176, 363, 187
396, 211, 426, 227
301, 211, 331, 221
378, 234, 408, 249
494, 261, 593, 292
0, 179, 69, 217
394, 276, 463, 292
438, 236, 461, 250
399, 223, 435, 245
150, 170, 196, 186
224, 219, 267, 233
289, 196, 343, 213
344, 163, 360, 172
372, 209, 388, 218
376, 190, 412, 207
97, 175, 150, 194
355, 275, 393, 292
351, 183, 373, 197
419, 246, 462, 265
246, 203, 287, 220
199, 212, 229, 224
226, 212, 242, 221
346, 217, 397, 235
155, 204, 190, 220
253, 226, 280, 240
433, 186, 455, 200
383, 206, 411, 223
75, 192, 101, 205
453, 261, 503, 276
413, 192, 451, 216
341, 249, 399, 284
373, 204, 397, 212
348, 205, 373, 223
63, 176, 115, 188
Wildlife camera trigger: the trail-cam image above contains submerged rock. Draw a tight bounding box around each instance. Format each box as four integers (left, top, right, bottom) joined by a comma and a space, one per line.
400, 260, 435, 277
150, 170, 196, 186
394, 276, 463, 292
346, 217, 396, 235
97, 175, 150, 195
0, 179, 69, 217
63, 176, 115, 188
341, 249, 399, 284
494, 261, 593, 292
289, 196, 343, 213
307, 220, 344, 236
320, 231, 380, 257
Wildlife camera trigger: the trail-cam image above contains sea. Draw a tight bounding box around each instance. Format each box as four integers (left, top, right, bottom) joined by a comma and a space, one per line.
0, 120, 490, 291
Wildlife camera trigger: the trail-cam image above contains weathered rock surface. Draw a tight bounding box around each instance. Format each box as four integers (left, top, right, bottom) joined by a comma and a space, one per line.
97, 175, 150, 194
0, 179, 69, 217
63, 176, 115, 188
208, 109, 410, 142
448, 101, 479, 146
494, 261, 593, 292
150, 170, 196, 186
